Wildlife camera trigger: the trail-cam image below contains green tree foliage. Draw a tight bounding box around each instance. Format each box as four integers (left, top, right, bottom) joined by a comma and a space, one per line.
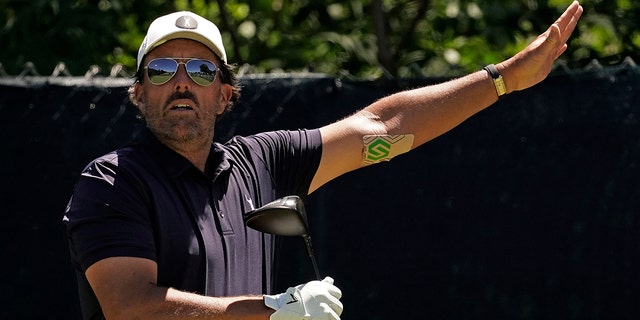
1, 0, 638, 78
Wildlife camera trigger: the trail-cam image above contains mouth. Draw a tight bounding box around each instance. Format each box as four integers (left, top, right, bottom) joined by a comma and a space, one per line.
170, 103, 194, 111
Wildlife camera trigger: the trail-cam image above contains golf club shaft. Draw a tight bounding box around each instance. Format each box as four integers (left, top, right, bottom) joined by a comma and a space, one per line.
303, 235, 322, 280
309, 252, 321, 281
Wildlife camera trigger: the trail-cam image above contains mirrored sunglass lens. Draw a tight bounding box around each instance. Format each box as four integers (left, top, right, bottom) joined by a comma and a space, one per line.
147, 59, 178, 85
185, 60, 217, 86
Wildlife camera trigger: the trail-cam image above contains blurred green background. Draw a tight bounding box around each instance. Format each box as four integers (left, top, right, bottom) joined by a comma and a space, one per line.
1, 0, 638, 78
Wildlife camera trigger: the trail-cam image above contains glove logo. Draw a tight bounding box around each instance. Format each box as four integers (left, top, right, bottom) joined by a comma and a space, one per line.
286, 293, 299, 305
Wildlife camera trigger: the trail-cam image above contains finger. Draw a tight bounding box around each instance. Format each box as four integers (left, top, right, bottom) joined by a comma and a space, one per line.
320, 303, 342, 319
555, 1, 583, 44
542, 2, 582, 60
322, 276, 334, 284
310, 282, 342, 300
555, 44, 568, 60
544, 23, 567, 59
320, 277, 342, 299
314, 292, 343, 312
326, 284, 342, 299
554, 1, 581, 30
559, 9, 582, 45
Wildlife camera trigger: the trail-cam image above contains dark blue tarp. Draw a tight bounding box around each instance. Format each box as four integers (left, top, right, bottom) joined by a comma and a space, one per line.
1, 64, 639, 319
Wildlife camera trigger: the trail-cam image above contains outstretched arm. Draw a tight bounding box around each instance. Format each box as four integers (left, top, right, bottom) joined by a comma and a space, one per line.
310, 1, 583, 193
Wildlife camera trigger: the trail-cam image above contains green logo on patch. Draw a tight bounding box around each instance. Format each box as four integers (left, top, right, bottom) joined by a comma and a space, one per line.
366, 138, 391, 161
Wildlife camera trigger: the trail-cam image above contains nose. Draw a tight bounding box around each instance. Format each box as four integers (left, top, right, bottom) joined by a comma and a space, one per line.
172, 64, 192, 91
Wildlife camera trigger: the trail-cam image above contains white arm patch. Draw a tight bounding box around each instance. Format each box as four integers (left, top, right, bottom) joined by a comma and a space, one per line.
362, 134, 414, 165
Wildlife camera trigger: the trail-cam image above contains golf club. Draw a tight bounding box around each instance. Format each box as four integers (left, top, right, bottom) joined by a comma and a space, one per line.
244, 195, 321, 280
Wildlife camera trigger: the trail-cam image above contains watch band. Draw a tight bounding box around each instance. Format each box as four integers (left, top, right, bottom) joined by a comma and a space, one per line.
483, 64, 507, 97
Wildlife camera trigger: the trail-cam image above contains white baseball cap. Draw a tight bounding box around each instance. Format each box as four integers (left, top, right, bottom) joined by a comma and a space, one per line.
136, 11, 227, 70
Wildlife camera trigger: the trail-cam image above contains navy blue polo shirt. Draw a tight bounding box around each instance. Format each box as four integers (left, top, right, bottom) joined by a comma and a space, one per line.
64, 126, 322, 316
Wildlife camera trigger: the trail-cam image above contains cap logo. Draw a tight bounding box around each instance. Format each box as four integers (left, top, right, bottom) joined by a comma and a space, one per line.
175, 16, 197, 29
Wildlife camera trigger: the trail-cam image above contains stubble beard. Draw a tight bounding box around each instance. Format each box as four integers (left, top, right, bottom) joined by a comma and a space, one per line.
142, 98, 217, 146
154, 117, 203, 143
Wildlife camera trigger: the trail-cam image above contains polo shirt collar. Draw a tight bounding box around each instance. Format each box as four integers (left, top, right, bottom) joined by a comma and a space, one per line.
133, 125, 232, 180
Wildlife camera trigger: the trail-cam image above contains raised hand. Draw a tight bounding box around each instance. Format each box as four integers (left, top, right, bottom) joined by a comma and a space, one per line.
500, 1, 584, 93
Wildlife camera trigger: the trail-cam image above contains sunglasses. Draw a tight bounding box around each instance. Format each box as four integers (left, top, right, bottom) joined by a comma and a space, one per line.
144, 58, 218, 86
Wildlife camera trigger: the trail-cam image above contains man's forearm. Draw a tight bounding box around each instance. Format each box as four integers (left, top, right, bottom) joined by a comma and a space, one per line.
105, 287, 271, 320
145, 289, 271, 320
165, 289, 271, 319
364, 69, 497, 148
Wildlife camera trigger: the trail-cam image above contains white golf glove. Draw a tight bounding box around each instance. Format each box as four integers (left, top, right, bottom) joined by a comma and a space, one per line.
264, 277, 343, 320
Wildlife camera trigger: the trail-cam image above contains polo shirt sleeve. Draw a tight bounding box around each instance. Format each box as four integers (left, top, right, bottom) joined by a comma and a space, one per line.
63, 151, 156, 272
232, 129, 322, 198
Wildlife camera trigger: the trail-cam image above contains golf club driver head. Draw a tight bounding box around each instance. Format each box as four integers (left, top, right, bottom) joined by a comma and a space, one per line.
244, 195, 309, 236
244, 195, 322, 280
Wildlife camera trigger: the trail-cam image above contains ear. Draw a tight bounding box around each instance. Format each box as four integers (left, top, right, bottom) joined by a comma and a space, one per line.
132, 82, 146, 111
216, 83, 233, 115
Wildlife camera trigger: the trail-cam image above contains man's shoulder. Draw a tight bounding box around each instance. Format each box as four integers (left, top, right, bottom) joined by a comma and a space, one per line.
79, 146, 147, 183
221, 129, 321, 148
86, 144, 142, 168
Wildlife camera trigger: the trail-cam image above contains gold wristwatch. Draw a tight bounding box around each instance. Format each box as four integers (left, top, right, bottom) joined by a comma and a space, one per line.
483, 64, 507, 97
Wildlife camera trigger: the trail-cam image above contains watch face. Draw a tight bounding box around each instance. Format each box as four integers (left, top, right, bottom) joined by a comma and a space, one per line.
493, 78, 507, 96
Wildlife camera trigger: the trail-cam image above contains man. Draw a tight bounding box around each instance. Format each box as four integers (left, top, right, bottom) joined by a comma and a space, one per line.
63, 2, 583, 319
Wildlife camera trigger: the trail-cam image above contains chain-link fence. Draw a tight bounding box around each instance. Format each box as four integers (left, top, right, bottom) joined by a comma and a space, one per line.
2, 59, 639, 319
